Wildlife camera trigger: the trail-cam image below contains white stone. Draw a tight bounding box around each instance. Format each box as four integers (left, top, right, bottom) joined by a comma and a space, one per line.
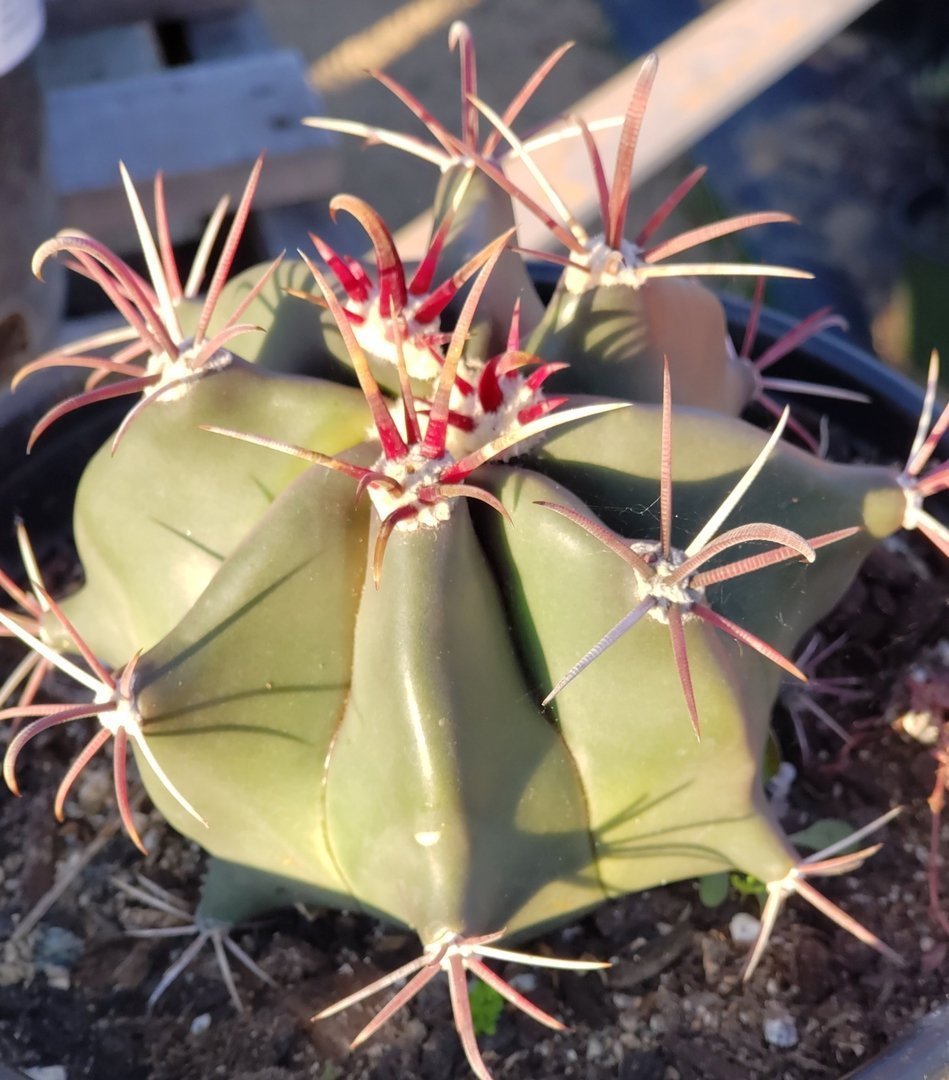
190, 1013, 212, 1035
764, 1012, 798, 1048
729, 912, 761, 947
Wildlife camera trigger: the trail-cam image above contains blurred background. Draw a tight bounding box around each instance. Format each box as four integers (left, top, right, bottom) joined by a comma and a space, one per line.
2, 0, 948, 382
260, 0, 949, 377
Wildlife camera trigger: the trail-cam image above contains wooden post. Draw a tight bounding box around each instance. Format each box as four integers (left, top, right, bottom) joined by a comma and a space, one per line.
0, 0, 63, 380
44, 0, 249, 35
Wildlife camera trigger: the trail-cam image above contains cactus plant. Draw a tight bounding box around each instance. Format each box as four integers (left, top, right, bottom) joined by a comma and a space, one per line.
2, 26, 948, 1080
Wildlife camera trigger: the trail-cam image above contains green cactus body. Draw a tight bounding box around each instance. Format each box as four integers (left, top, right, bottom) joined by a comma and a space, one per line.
204, 260, 349, 380
475, 452, 900, 893
122, 398, 903, 952
7, 29, 948, 1080
431, 163, 545, 345
53, 361, 369, 664
130, 476, 601, 944
224, 192, 521, 401
528, 272, 755, 412
526, 405, 904, 727
132, 460, 370, 908
204, 253, 424, 396
530, 402, 903, 609
323, 509, 601, 943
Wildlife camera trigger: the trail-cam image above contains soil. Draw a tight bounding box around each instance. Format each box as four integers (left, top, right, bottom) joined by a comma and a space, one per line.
0, 412, 946, 1080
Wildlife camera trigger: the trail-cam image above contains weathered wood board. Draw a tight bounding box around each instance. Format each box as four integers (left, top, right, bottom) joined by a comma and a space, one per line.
45, 0, 248, 36
47, 45, 338, 250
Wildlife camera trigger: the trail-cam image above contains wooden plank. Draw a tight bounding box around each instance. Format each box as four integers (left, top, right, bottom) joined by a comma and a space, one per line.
184, 8, 341, 262
37, 23, 163, 88
54, 310, 124, 349
392, 0, 882, 259
183, 6, 272, 59
251, 202, 325, 262
49, 50, 341, 250
45, 0, 248, 36
251, 200, 371, 264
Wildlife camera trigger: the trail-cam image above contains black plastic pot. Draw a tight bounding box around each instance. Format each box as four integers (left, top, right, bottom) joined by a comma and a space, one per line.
846, 997, 949, 1075
888, 183, 949, 378
843, 999, 949, 1079
721, 292, 949, 463
0, 369, 126, 568
529, 260, 948, 462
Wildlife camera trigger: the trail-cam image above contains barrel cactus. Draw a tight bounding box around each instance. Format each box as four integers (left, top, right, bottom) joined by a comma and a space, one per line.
2, 26, 948, 1080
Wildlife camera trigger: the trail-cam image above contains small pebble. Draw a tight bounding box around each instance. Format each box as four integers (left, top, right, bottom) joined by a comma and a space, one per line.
766, 762, 797, 817
139, 825, 162, 853
33, 926, 84, 970
44, 965, 71, 991
76, 768, 112, 816
729, 912, 761, 947
0, 938, 33, 987
190, 1013, 212, 1036
764, 1012, 798, 1048
25, 1068, 67, 1080
898, 709, 940, 744
508, 972, 537, 992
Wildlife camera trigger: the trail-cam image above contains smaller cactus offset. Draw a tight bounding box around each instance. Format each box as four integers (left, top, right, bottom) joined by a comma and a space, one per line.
3, 28, 949, 1079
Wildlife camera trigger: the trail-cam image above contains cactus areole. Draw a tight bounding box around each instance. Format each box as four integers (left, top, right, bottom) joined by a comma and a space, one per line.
3, 26, 948, 1080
